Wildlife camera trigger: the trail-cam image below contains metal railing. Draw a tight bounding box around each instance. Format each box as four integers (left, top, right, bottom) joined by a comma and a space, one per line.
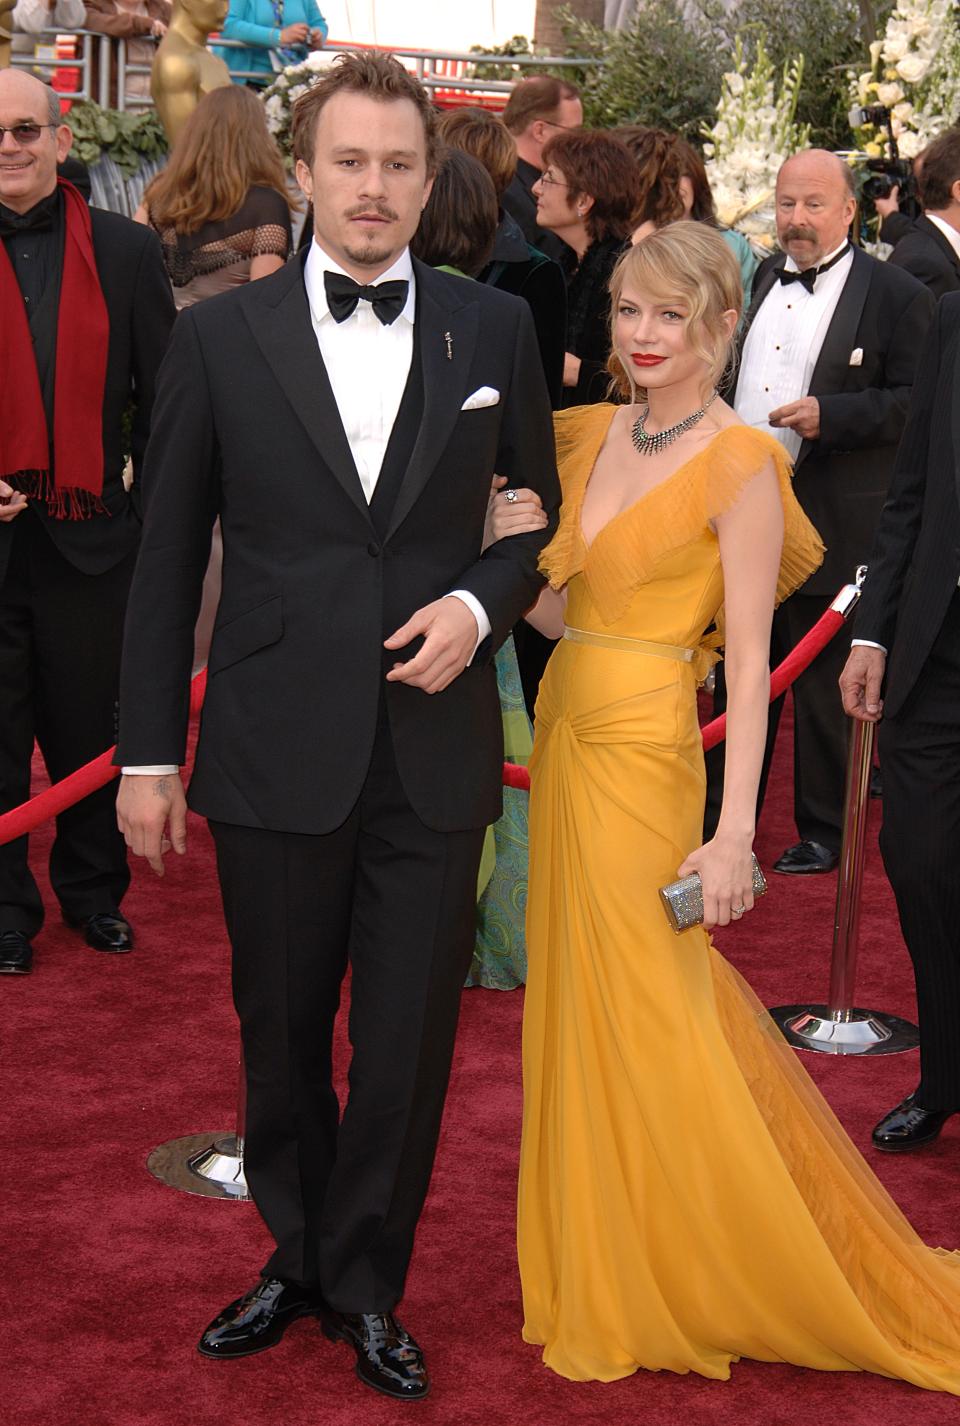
10, 29, 596, 112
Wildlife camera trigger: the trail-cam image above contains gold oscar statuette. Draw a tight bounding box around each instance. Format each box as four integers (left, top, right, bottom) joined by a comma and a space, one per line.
152, 0, 231, 145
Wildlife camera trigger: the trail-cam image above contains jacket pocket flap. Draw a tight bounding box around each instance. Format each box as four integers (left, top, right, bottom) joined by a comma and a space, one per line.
208, 594, 283, 676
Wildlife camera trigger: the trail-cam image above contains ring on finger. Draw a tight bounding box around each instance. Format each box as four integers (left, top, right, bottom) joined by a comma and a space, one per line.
503, 488, 519, 503
731, 904, 746, 920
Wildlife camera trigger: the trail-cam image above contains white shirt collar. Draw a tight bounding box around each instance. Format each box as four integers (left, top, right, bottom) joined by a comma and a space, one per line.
303, 240, 416, 325
783, 238, 851, 275
924, 212, 960, 263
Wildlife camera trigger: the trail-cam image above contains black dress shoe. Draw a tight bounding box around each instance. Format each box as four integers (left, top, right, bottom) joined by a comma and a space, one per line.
322, 1310, 430, 1400
64, 911, 134, 953
772, 840, 839, 875
872, 1094, 955, 1153
0, 930, 32, 975
198, 1278, 324, 1359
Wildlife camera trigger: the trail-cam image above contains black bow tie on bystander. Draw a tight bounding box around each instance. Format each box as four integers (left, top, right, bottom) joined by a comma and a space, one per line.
775, 243, 851, 295
323, 270, 409, 326
0, 190, 59, 238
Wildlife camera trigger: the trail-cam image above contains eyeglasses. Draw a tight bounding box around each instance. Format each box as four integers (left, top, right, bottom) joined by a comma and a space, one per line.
542, 120, 579, 132
539, 170, 570, 188
0, 124, 57, 147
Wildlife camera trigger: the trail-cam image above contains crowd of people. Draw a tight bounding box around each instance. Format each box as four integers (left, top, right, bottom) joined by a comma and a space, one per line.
3, 43, 960, 1408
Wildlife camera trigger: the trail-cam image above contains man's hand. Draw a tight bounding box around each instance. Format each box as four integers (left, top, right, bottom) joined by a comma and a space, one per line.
874, 187, 900, 220
0, 481, 28, 523
768, 397, 820, 441
117, 772, 188, 876
384, 596, 479, 694
839, 645, 886, 722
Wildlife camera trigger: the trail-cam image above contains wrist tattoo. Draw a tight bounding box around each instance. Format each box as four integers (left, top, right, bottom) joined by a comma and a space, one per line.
153, 778, 171, 797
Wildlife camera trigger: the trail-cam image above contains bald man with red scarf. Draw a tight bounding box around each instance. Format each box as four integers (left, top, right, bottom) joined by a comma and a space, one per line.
0, 70, 174, 975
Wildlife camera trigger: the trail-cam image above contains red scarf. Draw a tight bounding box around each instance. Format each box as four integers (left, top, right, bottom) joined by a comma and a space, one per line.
0, 178, 109, 519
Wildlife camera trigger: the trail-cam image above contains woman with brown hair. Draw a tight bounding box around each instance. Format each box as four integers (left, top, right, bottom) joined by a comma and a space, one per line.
135, 83, 294, 308
439, 107, 566, 409
620, 125, 759, 305
531, 128, 639, 406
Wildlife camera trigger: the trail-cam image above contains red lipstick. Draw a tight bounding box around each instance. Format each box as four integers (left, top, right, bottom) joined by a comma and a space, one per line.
631, 354, 666, 367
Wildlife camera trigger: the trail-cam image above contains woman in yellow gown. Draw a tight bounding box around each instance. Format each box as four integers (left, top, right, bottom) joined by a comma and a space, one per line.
509, 222, 960, 1391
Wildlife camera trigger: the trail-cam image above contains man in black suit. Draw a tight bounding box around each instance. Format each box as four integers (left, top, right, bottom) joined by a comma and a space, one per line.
886, 128, 960, 298
0, 70, 174, 976
501, 74, 580, 266
115, 52, 559, 1403
705, 150, 934, 870
840, 296, 960, 1153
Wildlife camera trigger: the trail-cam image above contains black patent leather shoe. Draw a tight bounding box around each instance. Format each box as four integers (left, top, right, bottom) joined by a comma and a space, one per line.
198, 1277, 324, 1359
772, 840, 839, 875
872, 1094, 955, 1153
0, 930, 32, 975
322, 1310, 430, 1400
64, 911, 134, 953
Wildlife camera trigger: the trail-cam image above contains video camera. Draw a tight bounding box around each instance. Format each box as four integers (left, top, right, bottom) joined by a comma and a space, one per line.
856, 104, 917, 206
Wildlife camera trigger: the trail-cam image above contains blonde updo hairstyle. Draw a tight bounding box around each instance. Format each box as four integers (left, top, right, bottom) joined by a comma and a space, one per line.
607, 221, 743, 402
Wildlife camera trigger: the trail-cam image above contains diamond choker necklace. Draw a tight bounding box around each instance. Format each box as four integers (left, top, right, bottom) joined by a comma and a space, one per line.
631, 389, 719, 457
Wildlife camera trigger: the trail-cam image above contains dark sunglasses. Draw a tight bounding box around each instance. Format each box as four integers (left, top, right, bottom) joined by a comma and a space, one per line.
0, 123, 58, 146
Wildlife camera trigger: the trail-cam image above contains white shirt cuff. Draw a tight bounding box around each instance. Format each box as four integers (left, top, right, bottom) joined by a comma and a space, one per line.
850, 639, 887, 654
121, 765, 179, 775
446, 590, 491, 664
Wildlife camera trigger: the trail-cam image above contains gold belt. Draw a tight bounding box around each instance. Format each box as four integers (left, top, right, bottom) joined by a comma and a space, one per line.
562, 626, 696, 663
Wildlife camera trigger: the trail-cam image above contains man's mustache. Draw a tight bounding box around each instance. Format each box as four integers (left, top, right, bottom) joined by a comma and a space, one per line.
345, 202, 400, 222
783, 225, 818, 243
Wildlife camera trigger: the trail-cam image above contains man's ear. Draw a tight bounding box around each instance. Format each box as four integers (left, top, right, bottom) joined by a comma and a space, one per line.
295, 157, 312, 203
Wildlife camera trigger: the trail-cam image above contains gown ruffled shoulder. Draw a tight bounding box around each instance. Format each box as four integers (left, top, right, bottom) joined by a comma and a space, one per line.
541, 403, 826, 633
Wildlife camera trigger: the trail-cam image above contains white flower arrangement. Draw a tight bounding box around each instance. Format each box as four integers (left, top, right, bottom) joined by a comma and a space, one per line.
849, 0, 960, 160
261, 49, 336, 164
702, 37, 810, 249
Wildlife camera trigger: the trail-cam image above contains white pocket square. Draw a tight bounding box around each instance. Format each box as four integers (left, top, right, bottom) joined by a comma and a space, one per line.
849, 347, 863, 367
460, 386, 500, 411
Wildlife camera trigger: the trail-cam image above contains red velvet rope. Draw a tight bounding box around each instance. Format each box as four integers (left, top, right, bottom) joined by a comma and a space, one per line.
0, 608, 845, 845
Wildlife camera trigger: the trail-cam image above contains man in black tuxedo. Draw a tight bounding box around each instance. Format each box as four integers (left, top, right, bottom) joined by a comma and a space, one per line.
840, 296, 960, 1154
115, 51, 559, 1403
704, 150, 934, 871
501, 74, 580, 267
887, 127, 960, 299
0, 70, 174, 976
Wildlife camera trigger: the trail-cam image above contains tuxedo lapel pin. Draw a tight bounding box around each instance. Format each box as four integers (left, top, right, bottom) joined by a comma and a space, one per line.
444, 331, 453, 361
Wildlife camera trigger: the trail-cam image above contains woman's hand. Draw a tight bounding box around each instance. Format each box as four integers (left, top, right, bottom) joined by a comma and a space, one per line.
676, 834, 756, 930
150, 18, 167, 35
280, 21, 309, 44
482, 475, 547, 551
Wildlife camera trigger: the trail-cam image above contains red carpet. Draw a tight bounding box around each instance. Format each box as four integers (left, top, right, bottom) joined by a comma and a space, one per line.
5, 701, 960, 1426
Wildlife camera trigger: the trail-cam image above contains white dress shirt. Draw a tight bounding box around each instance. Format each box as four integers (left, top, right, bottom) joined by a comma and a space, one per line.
924, 211, 960, 264
736, 241, 854, 460
124, 242, 491, 775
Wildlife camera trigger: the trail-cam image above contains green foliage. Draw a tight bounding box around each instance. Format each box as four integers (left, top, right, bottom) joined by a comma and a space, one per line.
727, 0, 894, 149
555, 0, 731, 139
65, 101, 168, 178
467, 35, 536, 82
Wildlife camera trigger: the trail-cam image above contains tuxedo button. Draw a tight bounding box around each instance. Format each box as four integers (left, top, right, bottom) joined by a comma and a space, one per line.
367, 541, 381, 557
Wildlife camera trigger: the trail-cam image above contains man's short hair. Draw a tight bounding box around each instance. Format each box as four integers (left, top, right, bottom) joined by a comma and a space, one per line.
501, 75, 580, 137
292, 50, 439, 172
918, 128, 960, 210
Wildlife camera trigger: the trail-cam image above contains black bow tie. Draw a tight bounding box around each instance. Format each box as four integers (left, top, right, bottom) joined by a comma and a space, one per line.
323, 270, 409, 326
776, 244, 850, 294
0, 191, 59, 239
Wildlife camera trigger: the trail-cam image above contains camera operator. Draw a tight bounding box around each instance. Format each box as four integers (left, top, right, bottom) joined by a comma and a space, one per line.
875, 183, 916, 249
881, 130, 960, 298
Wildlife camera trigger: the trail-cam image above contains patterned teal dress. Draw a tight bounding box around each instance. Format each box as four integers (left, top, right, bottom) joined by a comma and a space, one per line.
466, 633, 532, 989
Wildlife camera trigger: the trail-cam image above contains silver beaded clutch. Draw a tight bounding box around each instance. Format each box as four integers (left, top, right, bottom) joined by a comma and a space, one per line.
659, 854, 767, 933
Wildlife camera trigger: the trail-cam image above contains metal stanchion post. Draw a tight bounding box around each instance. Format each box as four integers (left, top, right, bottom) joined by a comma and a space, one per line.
770, 571, 919, 1056
146, 1059, 251, 1200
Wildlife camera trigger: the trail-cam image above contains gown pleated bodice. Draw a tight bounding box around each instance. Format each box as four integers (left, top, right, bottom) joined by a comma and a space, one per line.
517, 403, 960, 1392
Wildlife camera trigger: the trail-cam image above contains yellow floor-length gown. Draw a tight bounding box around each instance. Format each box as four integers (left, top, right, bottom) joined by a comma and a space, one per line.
518, 404, 960, 1391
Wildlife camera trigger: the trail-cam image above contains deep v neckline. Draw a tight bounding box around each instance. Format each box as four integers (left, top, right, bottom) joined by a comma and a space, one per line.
577, 408, 730, 555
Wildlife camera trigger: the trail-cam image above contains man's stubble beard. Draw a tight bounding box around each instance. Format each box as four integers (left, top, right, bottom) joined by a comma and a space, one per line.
341, 236, 397, 269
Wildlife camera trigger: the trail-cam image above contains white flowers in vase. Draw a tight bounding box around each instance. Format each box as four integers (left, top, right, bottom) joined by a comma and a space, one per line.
702, 37, 810, 249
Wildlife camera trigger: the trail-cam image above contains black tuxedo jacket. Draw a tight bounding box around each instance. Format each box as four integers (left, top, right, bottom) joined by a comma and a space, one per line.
854, 293, 960, 718
888, 213, 960, 299
736, 247, 935, 596
0, 208, 175, 582
116, 255, 561, 835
